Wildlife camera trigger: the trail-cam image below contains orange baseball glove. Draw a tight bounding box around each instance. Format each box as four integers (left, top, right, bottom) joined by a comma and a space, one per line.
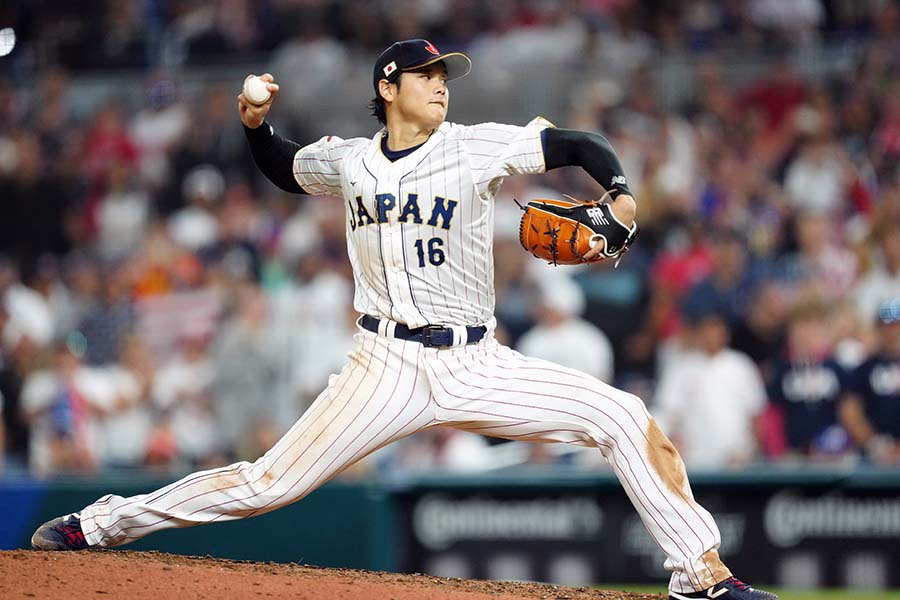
518, 198, 638, 266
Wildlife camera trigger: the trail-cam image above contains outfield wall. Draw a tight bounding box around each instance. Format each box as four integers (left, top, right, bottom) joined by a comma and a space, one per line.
3, 467, 899, 589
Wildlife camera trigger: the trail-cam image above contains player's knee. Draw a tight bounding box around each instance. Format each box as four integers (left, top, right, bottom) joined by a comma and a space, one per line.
623, 390, 649, 413
241, 472, 290, 508
238, 460, 279, 493
619, 391, 651, 426
243, 460, 321, 507
590, 384, 648, 418
582, 389, 650, 440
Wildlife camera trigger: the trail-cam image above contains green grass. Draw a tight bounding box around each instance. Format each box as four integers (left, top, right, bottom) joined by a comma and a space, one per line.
605, 586, 900, 599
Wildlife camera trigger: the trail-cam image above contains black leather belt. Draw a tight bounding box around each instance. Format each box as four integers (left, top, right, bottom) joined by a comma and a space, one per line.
359, 315, 486, 348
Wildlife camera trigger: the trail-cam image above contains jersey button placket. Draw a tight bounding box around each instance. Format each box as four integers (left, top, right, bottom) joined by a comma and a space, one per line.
381, 204, 412, 324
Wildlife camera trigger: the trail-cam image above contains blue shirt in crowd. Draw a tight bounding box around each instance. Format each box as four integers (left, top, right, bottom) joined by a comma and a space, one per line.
769, 358, 847, 452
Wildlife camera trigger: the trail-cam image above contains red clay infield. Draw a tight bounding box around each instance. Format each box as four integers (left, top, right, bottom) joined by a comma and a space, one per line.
0, 550, 663, 600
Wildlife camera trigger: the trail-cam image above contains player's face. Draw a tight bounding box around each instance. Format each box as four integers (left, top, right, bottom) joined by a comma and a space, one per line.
395, 64, 449, 128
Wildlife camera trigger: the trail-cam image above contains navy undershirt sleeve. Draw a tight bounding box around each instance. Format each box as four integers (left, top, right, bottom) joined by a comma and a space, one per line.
243, 121, 308, 194
541, 128, 632, 198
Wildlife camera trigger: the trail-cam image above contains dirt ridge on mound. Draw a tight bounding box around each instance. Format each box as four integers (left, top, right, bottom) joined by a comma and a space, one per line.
0, 549, 664, 600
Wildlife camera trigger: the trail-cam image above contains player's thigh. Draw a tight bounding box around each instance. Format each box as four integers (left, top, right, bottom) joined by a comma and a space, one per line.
256, 332, 435, 482
102, 333, 435, 521
426, 341, 648, 446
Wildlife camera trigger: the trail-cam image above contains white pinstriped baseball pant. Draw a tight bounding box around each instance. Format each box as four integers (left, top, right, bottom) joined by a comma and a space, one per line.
79, 327, 729, 594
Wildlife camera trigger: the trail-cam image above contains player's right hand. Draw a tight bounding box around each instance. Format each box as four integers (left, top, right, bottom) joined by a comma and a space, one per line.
238, 73, 280, 129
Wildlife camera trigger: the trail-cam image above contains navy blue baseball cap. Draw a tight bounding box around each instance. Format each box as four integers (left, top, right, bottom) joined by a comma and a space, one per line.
680, 289, 729, 326
373, 39, 472, 92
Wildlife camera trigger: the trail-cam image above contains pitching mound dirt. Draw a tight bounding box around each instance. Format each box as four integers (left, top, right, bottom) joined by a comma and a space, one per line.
0, 550, 664, 600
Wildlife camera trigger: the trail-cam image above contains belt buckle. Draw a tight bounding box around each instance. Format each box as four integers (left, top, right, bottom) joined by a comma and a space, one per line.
421, 326, 452, 348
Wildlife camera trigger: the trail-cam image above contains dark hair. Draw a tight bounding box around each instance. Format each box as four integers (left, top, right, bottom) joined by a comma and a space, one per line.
368, 76, 401, 126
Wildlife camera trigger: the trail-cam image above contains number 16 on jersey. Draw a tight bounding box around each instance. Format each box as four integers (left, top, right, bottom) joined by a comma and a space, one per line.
414, 237, 445, 267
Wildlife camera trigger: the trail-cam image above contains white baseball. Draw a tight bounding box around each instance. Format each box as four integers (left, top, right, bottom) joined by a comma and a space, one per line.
243, 76, 271, 105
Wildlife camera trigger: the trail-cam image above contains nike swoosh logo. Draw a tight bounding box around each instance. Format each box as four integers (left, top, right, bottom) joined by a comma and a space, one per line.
350, 181, 358, 186
708, 587, 729, 598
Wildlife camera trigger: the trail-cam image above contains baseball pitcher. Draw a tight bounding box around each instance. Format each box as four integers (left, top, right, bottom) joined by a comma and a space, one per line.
32, 39, 776, 600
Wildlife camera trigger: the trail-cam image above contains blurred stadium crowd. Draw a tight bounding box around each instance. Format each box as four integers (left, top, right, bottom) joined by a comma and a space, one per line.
1, 0, 900, 478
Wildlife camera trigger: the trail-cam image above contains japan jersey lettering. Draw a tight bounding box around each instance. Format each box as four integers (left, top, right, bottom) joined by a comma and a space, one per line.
292, 117, 553, 328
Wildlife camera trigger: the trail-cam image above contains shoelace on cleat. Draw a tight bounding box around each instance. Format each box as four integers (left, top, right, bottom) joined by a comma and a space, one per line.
724, 577, 750, 591
59, 518, 87, 549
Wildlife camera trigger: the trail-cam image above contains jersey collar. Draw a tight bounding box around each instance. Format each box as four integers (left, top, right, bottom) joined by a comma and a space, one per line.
370, 122, 450, 166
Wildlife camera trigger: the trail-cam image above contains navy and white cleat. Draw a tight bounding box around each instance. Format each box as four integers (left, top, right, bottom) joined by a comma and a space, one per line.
31, 513, 89, 551
669, 576, 778, 600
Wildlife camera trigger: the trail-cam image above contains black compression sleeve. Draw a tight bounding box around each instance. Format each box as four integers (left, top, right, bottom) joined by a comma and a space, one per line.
541, 127, 632, 198
243, 122, 308, 194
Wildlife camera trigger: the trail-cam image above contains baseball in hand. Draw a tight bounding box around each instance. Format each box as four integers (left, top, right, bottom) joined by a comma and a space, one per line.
243, 76, 271, 105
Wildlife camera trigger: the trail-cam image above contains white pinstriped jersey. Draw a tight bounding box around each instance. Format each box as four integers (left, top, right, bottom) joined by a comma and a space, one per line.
293, 117, 553, 328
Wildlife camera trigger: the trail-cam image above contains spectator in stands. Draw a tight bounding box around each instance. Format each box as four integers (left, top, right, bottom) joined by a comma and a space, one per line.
517, 274, 614, 384
211, 283, 277, 456
854, 219, 900, 331
25, 256, 72, 345
747, 0, 825, 43
168, 164, 225, 252
54, 255, 101, 344
777, 210, 858, 303
34, 69, 74, 167
684, 225, 763, 327
738, 55, 808, 135
0, 131, 76, 270
1, 258, 55, 350
98, 334, 154, 469
91, 1, 148, 69
268, 10, 351, 133
584, 3, 656, 77
151, 331, 219, 469
647, 219, 714, 341
130, 223, 180, 299
872, 83, 900, 180
164, 86, 244, 214
77, 261, 136, 366
382, 428, 494, 474
20, 340, 104, 476
829, 298, 868, 371
766, 301, 850, 461
653, 293, 767, 470
836, 87, 877, 163
840, 298, 900, 464
129, 75, 190, 189
491, 236, 538, 346
95, 158, 150, 261
81, 100, 139, 189
869, 0, 900, 71
199, 183, 263, 285
784, 129, 855, 218
268, 253, 355, 425
730, 279, 788, 382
